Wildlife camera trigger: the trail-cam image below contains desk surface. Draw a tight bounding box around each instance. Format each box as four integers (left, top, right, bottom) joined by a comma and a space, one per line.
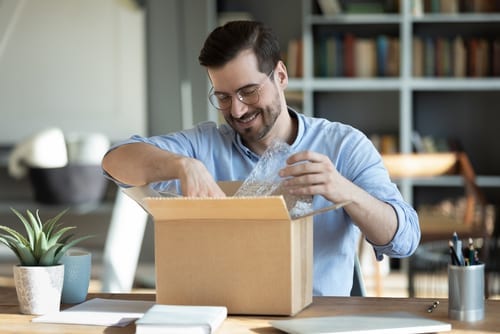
0, 287, 499, 333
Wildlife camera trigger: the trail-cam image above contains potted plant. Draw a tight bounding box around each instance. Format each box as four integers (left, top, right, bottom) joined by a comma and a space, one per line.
0, 208, 93, 315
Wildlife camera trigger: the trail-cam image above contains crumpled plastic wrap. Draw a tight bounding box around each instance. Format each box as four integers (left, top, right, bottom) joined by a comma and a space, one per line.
234, 140, 313, 218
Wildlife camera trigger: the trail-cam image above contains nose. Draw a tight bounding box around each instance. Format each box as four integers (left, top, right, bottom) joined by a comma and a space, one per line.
230, 96, 249, 119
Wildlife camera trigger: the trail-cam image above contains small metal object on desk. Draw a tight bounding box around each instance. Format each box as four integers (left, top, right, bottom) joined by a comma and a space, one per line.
427, 300, 439, 313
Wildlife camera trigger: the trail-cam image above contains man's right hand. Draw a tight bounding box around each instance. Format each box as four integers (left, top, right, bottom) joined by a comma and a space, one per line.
102, 143, 225, 197
177, 157, 226, 197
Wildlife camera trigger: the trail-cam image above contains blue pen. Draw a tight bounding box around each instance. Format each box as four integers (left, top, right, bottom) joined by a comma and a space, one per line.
448, 240, 460, 266
452, 232, 464, 266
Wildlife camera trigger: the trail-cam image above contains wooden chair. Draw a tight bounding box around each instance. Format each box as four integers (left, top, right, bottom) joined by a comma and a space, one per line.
382, 152, 492, 243
382, 152, 493, 297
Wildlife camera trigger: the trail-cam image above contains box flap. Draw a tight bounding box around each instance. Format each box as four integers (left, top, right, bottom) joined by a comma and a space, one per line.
145, 196, 290, 220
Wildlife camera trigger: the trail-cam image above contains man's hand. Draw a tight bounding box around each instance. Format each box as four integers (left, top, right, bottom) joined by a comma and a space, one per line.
278, 151, 347, 204
103, 143, 226, 197
279, 150, 399, 246
177, 157, 226, 197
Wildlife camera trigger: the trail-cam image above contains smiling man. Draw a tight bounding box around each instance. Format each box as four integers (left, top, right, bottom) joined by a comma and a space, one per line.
102, 21, 420, 296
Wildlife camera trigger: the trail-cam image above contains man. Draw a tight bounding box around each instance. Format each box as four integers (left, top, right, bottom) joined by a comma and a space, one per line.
102, 21, 420, 296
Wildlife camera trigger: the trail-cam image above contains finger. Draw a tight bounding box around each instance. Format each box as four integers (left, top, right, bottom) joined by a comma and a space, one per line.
281, 160, 327, 178
284, 173, 325, 188
287, 183, 328, 196
286, 151, 324, 164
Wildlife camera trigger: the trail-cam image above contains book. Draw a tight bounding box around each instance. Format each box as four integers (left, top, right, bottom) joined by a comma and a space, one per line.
493, 38, 500, 76
386, 37, 400, 76
453, 35, 466, 77
316, 0, 342, 15
135, 304, 227, 334
33, 298, 154, 327
412, 36, 424, 77
424, 37, 435, 77
376, 35, 389, 77
343, 33, 355, 77
270, 311, 451, 334
355, 38, 376, 77
287, 38, 299, 77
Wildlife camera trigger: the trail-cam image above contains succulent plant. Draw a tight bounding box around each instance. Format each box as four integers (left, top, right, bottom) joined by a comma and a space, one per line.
0, 208, 93, 266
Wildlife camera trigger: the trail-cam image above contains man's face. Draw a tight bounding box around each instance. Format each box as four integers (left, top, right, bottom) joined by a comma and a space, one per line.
208, 50, 283, 145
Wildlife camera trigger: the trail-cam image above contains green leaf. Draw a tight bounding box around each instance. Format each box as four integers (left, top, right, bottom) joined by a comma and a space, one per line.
0, 236, 17, 254
39, 244, 61, 266
27, 210, 42, 235
4, 207, 93, 266
9, 208, 35, 249
0, 234, 20, 247
0, 225, 30, 247
15, 243, 37, 266
47, 226, 76, 247
54, 235, 95, 263
0, 234, 37, 265
33, 230, 48, 261
42, 208, 68, 238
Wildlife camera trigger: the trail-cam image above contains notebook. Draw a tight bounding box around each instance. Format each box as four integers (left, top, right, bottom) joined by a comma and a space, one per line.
270, 312, 451, 334
135, 304, 227, 334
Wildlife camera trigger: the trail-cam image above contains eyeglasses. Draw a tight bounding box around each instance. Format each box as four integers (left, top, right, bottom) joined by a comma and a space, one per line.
208, 70, 274, 110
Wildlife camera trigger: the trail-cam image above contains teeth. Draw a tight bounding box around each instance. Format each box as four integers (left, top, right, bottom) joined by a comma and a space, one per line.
238, 113, 257, 123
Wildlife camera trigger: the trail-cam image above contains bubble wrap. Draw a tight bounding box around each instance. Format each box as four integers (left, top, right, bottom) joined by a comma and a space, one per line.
234, 140, 313, 218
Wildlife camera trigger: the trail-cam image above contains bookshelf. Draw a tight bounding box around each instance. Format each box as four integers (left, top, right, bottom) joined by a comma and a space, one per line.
283, 0, 500, 207
215, 0, 500, 204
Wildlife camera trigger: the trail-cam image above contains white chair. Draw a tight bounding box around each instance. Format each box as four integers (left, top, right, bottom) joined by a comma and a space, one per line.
100, 189, 148, 292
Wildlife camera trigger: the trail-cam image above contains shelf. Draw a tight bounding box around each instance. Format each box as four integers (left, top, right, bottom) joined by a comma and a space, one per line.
412, 13, 500, 23
383, 153, 458, 178
280, 0, 500, 208
308, 13, 401, 24
313, 78, 402, 90
287, 78, 305, 90
288, 78, 403, 91
292, 78, 500, 91
411, 78, 500, 91
410, 175, 500, 188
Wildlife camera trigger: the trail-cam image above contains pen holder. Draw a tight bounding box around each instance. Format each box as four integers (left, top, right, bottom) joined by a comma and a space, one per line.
448, 263, 484, 322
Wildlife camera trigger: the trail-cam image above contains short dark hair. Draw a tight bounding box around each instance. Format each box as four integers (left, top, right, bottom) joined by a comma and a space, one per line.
198, 20, 281, 75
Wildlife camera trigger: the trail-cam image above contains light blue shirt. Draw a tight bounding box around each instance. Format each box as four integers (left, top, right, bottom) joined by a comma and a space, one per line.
107, 108, 420, 296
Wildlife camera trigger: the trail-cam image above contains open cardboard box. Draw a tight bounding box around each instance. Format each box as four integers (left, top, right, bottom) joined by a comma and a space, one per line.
125, 182, 346, 315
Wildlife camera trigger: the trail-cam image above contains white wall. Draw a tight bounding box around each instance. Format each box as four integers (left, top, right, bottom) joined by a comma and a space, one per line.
0, 0, 145, 145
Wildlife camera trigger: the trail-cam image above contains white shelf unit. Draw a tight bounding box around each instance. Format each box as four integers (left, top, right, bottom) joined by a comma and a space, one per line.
292, 0, 500, 205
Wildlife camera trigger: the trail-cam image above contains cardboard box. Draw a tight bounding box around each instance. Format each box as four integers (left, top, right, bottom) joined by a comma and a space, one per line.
143, 182, 313, 316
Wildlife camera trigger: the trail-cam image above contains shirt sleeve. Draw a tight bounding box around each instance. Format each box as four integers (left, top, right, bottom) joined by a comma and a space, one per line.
338, 128, 421, 260
100, 130, 195, 188
370, 200, 421, 261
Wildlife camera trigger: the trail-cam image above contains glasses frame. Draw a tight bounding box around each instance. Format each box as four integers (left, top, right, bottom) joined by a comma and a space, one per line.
208, 70, 274, 111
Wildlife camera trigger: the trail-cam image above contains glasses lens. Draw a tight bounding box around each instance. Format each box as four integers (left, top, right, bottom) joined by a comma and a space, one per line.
208, 93, 223, 109
238, 88, 260, 105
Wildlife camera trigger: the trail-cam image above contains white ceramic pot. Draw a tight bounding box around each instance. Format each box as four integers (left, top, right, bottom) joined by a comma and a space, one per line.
13, 264, 64, 315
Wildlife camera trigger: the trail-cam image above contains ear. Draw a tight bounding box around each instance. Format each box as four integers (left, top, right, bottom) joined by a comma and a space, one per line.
275, 60, 288, 88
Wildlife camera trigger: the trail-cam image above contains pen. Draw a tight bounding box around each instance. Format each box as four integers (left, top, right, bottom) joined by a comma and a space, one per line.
449, 240, 460, 266
452, 232, 464, 266
468, 238, 475, 266
427, 300, 439, 313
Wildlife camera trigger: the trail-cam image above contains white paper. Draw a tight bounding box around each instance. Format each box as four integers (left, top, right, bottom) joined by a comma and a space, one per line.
32, 298, 154, 327
270, 312, 451, 334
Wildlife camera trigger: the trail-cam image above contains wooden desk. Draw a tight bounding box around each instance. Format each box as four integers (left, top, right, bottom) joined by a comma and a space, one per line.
1, 287, 499, 333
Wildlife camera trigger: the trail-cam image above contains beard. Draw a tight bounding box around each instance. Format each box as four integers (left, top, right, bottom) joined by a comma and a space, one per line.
225, 93, 283, 144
